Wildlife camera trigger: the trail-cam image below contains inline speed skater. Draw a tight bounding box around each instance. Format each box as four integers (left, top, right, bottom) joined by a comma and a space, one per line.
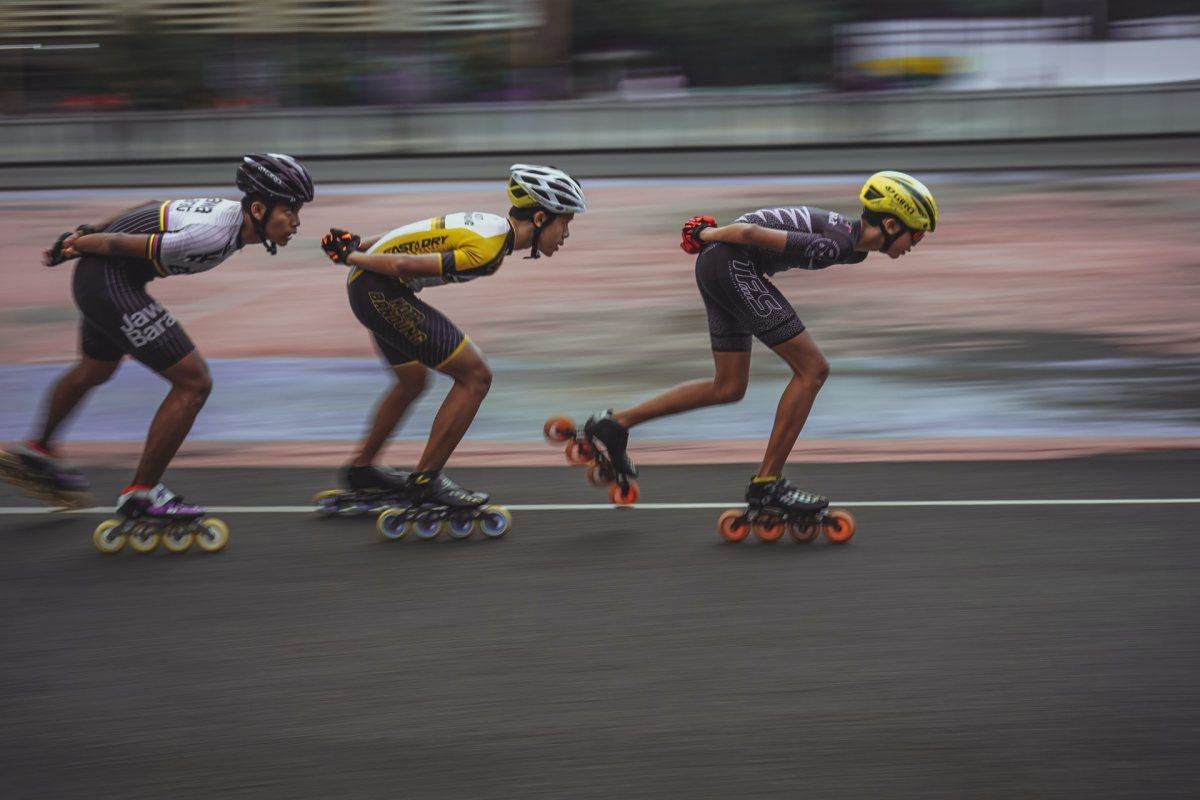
552, 171, 938, 539
317, 164, 587, 540
2, 154, 314, 553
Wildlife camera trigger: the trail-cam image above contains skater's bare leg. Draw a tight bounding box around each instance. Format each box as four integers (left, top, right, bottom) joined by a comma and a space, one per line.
33, 356, 120, 451
614, 350, 750, 429
415, 342, 491, 473
353, 362, 429, 467
757, 331, 829, 478
132, 351, 212, 487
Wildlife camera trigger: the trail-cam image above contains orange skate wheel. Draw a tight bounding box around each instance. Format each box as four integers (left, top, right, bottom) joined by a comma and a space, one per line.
609, 480, 639, 505
753, 516, 785, 542
586, 463, 610, 487
564, 440, 591, 466
788, 520, 820, 543
717, 509, 750, 542
823, 508, 857, 544
543, 416, 575, 443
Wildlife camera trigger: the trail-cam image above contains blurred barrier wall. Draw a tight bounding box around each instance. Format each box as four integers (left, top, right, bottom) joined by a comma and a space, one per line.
2, 82, 1199, 164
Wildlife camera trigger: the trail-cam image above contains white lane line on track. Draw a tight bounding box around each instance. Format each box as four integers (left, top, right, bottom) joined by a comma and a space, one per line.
1, 498, 1199, 515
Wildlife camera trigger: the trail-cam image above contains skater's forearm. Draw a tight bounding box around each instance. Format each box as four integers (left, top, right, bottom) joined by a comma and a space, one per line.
70, 232, 153, 259
700, 223, 788, 252
346, 251, 443, 280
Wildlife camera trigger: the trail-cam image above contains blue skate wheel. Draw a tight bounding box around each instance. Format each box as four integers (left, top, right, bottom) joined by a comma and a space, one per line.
376, 508, 409, 541
479, 506, 512, 539
447, 512, 475, 539
413, 512, 443, 540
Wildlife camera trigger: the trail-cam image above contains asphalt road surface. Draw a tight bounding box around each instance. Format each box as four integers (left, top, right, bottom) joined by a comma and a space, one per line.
2, 454, 1198, 799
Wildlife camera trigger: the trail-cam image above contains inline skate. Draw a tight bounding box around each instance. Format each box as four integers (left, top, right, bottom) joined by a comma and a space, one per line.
543, 409, 640, 505
312, 465, 410, 516
375, 471, 512, 541
93, 483, 229, 554
717, 476, 855, 544
0, 442, 93, 510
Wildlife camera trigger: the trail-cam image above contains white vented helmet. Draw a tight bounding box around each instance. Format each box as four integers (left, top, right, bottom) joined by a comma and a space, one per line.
507, 164, 586, 214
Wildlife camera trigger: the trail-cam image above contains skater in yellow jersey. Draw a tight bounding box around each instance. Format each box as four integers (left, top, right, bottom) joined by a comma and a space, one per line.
316, 165, 586, 540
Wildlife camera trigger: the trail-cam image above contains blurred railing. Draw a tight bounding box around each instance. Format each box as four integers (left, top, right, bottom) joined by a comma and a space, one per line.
2, 82, 1198, 164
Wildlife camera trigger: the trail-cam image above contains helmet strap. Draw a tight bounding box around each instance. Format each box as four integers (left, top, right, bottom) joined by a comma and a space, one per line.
254, 199, 278, 255
879, 217, 908, 254
524, 222, 543, 259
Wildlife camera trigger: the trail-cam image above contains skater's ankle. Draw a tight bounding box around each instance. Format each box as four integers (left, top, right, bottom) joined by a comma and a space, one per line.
24, 440, 55, 458
120, 483, 153, 497
752, 475, 779, 484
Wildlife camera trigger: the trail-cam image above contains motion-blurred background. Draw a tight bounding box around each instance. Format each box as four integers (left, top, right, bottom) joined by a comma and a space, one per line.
1, 0, 1198, 460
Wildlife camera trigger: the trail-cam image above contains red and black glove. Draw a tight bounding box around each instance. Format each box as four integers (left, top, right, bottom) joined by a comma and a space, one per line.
680, 215, 716, 254
321, 228, 361, 265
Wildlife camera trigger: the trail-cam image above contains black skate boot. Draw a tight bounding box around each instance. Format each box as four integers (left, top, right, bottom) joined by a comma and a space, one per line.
375, 471, 511, 542
0, 441, 92, 509
583, 410, 638, 478
314, 465, 410, 517
93, 483, 229, 554
745, 476, 828, 514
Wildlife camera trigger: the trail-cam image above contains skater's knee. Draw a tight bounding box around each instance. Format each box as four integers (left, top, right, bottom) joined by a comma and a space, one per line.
712, 379, 747, 405
167, 359, 213, 403
76, 358, 119, 388
796, 355, 830, 389
461, 363, 492, 397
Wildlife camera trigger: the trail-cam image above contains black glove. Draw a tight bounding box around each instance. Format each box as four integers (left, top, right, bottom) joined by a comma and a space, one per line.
46, 231, 75, 267
321, 228, 361, 265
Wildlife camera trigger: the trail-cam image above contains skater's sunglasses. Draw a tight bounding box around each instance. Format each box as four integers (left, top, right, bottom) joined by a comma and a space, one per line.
908, 228, 926, 244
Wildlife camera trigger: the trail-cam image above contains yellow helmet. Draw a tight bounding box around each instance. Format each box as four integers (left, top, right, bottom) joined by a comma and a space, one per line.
860, 171, 938, 232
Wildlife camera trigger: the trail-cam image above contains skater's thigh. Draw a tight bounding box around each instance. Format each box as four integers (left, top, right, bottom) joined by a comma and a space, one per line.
695, 243, 805, 351
71, 257, 196, 374
349, 273, 467, 369
158, 350, 211, 392
433, 339, 489, 384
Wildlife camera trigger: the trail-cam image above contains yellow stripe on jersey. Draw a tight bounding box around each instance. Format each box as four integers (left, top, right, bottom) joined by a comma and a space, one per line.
147, 200, 171, 276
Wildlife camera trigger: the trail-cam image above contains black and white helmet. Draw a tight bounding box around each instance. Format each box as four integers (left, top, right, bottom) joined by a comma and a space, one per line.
236, 153, 314, 204
507, 164, 586, 215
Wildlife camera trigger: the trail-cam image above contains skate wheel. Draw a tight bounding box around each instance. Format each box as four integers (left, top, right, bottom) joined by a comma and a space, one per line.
609, 480, 639, 506
312, 488, 344, 516
586, 463, 611, 488
717, 509, 750, 542
92, 518, 126, 554
447, 511, 475, 540
377, 508, 410, 541
822, 508, 856, 544
564, 439, 592, 466
753, 516, 785, 543
127, 524, 161, 554
195, 518, 230, 553
479, 505, 512, 539
788, 520, 820, 543
413, 512, 444, 540
162, 526, 195, 553
543, 415, 576, 443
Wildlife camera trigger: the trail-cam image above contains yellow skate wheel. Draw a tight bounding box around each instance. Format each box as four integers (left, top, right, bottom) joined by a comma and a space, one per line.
93, 519, 126, 554
195, 518, 230, 553
162, 526, 195, 553
127, 524, 161, 553
377, 508, 410, 541
478, 505, 512, 539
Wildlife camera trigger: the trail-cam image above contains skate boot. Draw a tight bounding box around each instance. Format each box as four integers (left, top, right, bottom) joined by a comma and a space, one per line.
0, 441, 92, 509
312, 465, 410, 517
92, 483, 229, 555
716, 476, 855, 545
375, 470, 512, 542
543, 410, 641, 505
